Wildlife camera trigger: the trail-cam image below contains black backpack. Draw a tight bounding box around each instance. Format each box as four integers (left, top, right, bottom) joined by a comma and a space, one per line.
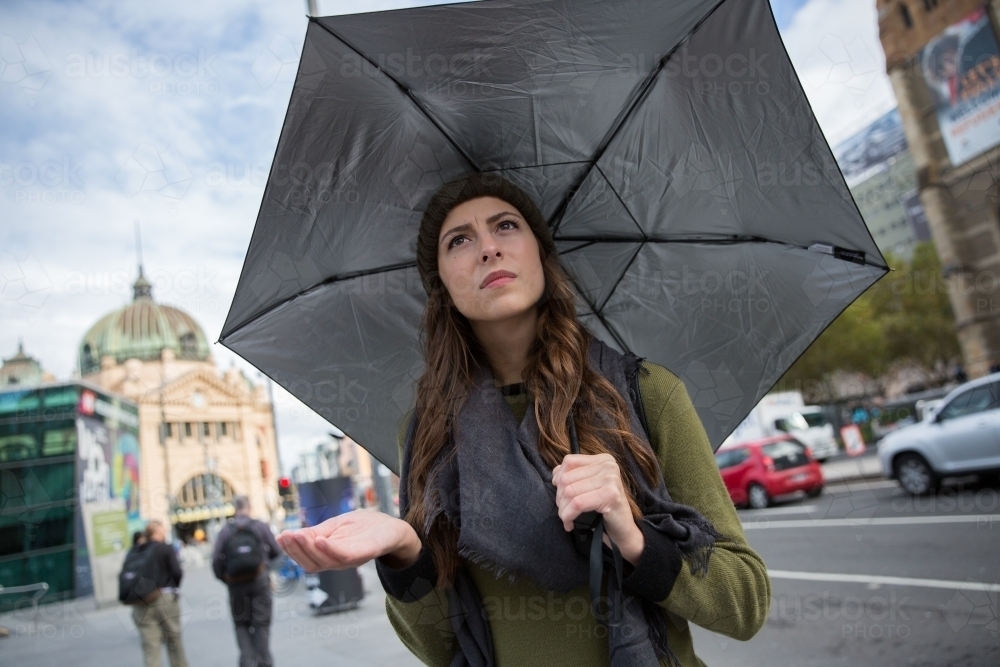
119, 544, 161, 605
223, 523, 265, 582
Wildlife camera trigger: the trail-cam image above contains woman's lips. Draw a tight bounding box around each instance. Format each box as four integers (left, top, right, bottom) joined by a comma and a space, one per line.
484, 276, 514, 288
480, 270, 517, 289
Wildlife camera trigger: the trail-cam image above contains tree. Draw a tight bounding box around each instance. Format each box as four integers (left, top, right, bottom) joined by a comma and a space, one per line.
777, 242, 961, 401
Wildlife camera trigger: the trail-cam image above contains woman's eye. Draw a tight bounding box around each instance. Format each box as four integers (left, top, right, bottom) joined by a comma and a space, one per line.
446, 221, 515, 249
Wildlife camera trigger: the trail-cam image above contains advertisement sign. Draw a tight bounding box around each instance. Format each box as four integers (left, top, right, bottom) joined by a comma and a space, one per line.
297, 477, 355, 528
920, 6, 1000, 166
75, 400, 140, 600
80, 499, 129, 607
840, 424, 867, 457
76, 414, 141, 527
833, 107, 909, 187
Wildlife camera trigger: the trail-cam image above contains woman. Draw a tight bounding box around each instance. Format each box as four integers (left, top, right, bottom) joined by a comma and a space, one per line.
277, 173, 771, 666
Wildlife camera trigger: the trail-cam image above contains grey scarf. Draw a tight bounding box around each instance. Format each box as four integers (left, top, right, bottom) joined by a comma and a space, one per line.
399, 336, 721, 667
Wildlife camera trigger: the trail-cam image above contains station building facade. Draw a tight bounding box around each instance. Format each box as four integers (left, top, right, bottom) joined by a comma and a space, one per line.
78, 270, 281, 538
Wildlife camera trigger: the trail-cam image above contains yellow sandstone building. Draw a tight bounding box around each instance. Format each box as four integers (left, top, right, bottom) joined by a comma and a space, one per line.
79, 269, 281, 538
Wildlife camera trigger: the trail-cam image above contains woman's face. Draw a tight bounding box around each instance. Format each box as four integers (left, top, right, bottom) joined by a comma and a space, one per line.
437, 196, 546, 323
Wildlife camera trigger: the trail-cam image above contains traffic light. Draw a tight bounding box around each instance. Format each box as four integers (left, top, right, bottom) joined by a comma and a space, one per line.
278, 477, 296, 511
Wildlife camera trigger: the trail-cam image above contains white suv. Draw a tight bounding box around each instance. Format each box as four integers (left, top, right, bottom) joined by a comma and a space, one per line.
877, 372, 1000, 495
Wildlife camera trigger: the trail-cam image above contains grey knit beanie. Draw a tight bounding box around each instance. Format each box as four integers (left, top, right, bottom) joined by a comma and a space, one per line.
416, 172, 557, 295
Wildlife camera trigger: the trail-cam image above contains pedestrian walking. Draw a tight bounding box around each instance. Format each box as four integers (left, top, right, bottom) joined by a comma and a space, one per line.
277, 173, 772, 666
127, 519, 189, 667
212, 495, 283, 667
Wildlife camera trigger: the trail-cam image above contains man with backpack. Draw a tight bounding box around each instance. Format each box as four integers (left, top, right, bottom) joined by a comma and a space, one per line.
119, 519, 189, 667
212, 495, 283, 667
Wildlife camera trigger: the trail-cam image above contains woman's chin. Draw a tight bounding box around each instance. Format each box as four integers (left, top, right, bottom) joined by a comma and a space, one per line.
461, 295, 537, 323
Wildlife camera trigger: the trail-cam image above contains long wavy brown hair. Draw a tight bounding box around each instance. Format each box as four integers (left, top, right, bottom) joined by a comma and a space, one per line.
406, 235, 662, 589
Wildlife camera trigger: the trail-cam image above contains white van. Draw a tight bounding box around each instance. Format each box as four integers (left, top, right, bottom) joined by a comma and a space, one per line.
723, 392, 840, 462
772, 407, 840, 462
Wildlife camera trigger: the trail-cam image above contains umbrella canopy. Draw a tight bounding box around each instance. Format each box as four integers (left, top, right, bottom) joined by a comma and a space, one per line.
220, 0, 888, 474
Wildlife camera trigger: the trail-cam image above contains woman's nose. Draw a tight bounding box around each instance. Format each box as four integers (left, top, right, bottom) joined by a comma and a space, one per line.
480, 236, 501, 262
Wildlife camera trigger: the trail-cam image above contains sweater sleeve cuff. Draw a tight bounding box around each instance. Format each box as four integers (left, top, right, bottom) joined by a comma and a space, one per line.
621, 518, 683, 603
376, 544, 438, 602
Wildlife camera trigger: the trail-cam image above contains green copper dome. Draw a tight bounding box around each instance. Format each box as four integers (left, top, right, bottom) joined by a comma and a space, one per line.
79, 268, 211, 375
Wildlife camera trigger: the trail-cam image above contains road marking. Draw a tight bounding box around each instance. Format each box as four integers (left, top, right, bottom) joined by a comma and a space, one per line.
823, 480, 900, 491
769, 570, 1000, 593
739, 506, 818, 516
742, 514, 1000, 529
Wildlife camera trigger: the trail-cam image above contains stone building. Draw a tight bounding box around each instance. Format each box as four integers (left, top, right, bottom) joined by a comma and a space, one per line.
79, 269, 281, 538
877, 0, 1000, 376
0, 341, 56, 386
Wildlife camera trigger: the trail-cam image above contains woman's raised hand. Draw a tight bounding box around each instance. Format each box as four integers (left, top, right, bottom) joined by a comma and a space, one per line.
276, 509, 422, 573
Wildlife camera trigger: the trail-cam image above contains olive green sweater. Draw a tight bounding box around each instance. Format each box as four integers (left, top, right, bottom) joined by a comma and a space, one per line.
377, 361, 771, 666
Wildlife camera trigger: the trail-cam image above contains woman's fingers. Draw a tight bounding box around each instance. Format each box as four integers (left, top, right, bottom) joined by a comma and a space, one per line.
315, 535, 367, 567
294, 531, 341, 571
557, 487, 617, 531
554, 457, 621, 507
279, 534, 323, 573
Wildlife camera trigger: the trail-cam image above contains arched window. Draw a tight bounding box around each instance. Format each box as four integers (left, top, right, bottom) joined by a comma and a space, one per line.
900, 3, 913, 28
179, 333, 198, 357
175, 474, 235, 509
82, 343, 98, 374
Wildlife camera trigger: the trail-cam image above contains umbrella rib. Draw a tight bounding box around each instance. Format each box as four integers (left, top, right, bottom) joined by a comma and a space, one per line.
217, 261, 417, 344
549, 0, 729, 236
480, 160, 591, 173
311, 18, 481, 173
559, 256, 629, 351
553, 235, 889, 270
595, 163, 644, 238
575, 283, 629, 352
554, 240, 596, 255
597, 241, 644, 313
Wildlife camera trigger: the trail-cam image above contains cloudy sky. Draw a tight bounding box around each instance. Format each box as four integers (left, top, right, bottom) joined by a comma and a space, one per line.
0, 0, 897, 473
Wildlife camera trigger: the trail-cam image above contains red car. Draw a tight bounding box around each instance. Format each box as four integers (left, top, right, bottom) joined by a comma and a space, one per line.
715, 434, 824, 509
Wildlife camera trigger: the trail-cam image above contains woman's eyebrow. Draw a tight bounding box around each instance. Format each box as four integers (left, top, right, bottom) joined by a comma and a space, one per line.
440, 211, 521, 245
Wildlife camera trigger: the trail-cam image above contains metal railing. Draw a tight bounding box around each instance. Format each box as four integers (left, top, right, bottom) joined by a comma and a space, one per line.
0, 582, 50, 632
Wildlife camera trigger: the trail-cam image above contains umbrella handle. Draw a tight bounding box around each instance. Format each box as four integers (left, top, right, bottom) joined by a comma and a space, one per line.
566, 408, 623, 628
568, 409, 600, 532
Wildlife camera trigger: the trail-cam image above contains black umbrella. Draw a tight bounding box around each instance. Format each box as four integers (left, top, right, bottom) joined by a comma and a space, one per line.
220, 0, 887, 474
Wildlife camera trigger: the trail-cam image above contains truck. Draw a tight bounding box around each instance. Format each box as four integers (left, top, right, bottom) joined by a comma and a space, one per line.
721, 391, 840, 462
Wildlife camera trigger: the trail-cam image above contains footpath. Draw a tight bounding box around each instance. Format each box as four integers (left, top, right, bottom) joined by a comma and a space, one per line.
0, 558, 421, 667
819, 449, 884, 485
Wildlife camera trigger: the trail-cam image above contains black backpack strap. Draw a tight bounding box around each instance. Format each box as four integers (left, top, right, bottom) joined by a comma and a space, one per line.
626, 359, 651, 442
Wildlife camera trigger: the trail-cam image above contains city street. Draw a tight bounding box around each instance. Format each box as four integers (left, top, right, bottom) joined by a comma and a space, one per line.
3, 473, 997, 666
695, 476, 1000, 666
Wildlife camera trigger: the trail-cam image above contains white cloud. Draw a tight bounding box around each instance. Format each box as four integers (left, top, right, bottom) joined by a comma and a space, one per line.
778, 0, 898, 146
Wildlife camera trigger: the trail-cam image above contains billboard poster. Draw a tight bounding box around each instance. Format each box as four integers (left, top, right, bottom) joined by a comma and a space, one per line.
76, 390, 141, 527
297, 477, 355, 528
921, 6, 1000, 166
80, 499, 130, 607
74, 390, 140, 599
832, 107, 908, 187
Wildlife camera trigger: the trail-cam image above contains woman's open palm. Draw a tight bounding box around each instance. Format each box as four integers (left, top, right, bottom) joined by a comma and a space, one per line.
276, 510, 417, 573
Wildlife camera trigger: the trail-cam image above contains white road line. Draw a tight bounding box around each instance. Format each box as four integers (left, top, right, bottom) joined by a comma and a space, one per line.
742, 514, 1000, 529
739, 505, 818, 516
823, 480, 900, 491
769, 570, 1000, 593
